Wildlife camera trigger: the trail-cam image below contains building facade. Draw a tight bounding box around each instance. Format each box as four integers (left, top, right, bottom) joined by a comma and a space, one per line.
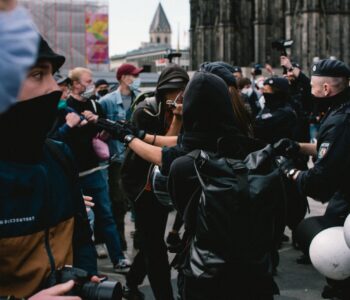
110, 3, 190, 73
19, 0, 109, 71
190, 0, 350, 70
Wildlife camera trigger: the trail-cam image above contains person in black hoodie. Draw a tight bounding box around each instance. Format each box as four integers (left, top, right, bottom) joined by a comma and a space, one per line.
115, 71, 277, 299
120, 65, 189, 300
0, 36, 98, 299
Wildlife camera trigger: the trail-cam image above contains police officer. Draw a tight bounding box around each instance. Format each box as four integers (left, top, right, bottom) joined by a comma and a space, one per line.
281, 56, 313, 143
275, 59, 350, 299
254, 77, 297, 143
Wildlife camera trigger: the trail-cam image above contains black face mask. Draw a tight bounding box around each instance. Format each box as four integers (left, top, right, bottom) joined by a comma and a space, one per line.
98, 89, 109, 97
312, 87, 350, 110
0, 90, 61, 163
263, 93, 285, 110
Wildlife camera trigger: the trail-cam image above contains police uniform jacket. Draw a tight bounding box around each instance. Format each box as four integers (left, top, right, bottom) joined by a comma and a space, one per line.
296, 88, 350, 205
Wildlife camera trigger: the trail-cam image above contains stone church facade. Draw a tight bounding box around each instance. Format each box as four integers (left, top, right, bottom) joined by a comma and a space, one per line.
190, 0, 350, 71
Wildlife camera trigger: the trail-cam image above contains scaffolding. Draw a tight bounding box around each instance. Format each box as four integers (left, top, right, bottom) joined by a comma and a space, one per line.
19, 0, 109, 71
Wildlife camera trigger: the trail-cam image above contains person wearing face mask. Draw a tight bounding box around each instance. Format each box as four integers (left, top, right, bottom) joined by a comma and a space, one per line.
120, 65, 189, 300
93, 79, 109, 101
274, 59, 350, 300
98, 64, 143, 253
54, 72, 71, 109
51, 66, 131, 273
0, 36, 98, 299
280, 56, 314, 143
255, 77, 297, 143
238, 77, 261, 117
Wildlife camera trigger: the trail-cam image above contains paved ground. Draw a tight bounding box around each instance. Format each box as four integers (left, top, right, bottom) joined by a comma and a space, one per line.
98, 198, 329, 300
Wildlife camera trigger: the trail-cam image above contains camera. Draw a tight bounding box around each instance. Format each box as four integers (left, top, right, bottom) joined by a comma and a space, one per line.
272, 39, 294, 56
45, 266, 122, 300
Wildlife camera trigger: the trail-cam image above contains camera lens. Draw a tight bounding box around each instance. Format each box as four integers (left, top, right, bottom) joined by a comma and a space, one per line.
81, 281, 123, 300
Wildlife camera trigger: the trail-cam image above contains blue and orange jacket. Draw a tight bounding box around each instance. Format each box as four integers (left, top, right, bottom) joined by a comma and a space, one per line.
0, 140, 97, 298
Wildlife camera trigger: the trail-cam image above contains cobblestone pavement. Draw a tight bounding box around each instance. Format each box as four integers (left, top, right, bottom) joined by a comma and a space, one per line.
98, 198, 329, 299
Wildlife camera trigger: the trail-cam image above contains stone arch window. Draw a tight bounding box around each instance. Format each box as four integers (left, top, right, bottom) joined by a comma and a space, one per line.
165, 37, 168, 44
157, 37, 161, 43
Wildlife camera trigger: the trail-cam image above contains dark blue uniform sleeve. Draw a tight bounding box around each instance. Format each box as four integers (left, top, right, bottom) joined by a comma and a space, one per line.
296, 114, 350, 202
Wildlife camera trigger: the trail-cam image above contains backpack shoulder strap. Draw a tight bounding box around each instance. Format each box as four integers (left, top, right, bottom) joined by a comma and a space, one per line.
185, 149, 201, 160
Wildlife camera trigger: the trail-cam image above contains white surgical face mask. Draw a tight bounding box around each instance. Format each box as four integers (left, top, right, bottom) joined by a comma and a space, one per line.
128, 77, 141, 92
80, 83, 95, 99
241, 87, 253, 97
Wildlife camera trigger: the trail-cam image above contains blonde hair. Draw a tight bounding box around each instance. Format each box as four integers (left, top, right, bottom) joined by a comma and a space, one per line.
68, 67, 92, 82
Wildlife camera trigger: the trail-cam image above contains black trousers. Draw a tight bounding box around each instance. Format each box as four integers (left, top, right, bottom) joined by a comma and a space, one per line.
126, 191, 173, 300
108, 161, 128, 250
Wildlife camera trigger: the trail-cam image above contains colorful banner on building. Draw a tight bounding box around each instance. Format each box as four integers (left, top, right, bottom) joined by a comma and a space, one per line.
86, 13, 109, 64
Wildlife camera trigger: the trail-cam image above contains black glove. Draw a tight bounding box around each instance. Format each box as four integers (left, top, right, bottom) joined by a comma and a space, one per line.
277, 157, 297, 178
273, 138, 300, 157
96, 119, 145, 142
116, 121, 146, 140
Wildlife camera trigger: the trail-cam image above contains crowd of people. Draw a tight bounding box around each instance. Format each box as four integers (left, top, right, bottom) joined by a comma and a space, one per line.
1, 2, 350, 300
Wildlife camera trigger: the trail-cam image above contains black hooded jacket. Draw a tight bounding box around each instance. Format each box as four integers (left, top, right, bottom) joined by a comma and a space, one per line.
166, 71, 262, 214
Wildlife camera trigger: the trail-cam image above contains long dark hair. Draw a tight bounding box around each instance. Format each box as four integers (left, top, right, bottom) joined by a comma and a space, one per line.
229, 86, 254, 137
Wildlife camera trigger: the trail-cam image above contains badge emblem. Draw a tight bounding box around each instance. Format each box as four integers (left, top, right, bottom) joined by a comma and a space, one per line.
318, 142, 330, 159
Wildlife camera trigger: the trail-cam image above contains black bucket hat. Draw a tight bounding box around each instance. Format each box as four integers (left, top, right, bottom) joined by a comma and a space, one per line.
36, 36, 65, 73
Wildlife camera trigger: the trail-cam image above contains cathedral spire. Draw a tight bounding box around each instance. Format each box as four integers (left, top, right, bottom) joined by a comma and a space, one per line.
149, 3, 172, 46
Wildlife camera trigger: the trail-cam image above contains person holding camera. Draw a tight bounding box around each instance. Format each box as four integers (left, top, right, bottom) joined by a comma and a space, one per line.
50, 67, 130, 273
0, 36, 99, 299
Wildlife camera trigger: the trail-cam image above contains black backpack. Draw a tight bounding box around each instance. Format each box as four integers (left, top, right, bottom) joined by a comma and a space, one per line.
187, 145, 286, 278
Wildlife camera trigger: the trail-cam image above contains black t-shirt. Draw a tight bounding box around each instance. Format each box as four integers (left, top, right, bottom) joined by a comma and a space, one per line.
57, 96, 105, 172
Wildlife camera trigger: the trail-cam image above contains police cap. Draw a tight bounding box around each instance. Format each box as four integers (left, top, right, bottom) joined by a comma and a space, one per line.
263, 77, 289, 93
232, 66, 242, 73
311, 59, 350, 78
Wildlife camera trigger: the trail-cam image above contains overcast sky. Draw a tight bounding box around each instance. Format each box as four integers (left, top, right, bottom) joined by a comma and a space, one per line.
108, 0, 190, 56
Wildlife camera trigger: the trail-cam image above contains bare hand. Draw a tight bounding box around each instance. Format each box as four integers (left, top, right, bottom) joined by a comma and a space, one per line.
82, 111, 98, 123
0, 0, 17, 11
280, 56, 292, 69
66, 113, 82, 128
172, 103, 183, 118
83, 195, 94, 212
28, 280, 81, 300
264, 63, 274, 75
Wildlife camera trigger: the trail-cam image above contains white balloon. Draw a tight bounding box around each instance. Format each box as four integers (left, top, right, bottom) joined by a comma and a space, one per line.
310, 226, 350, 280
344, 214, 350, 248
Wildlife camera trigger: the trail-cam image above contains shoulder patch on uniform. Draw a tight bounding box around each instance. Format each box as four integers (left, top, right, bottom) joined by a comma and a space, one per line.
318, 142, 330, 159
